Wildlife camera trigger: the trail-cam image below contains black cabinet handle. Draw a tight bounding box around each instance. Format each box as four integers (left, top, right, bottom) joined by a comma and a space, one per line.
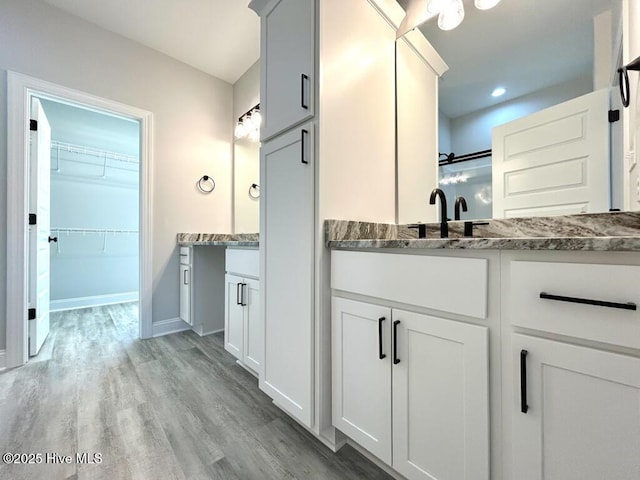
48, 236, 58, 243
301, 73, 309, 109
539, 292, 636, 311
520, 349, 529, 414
183, 269, 189, 285
241, 283, 247, 306
236, 283, 241, 305
301, 129, 308, 164
393, 320, 400, 365
378, 317, 386, 360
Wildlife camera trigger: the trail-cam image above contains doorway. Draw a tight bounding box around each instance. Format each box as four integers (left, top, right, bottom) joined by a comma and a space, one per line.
6, 72, 154, 368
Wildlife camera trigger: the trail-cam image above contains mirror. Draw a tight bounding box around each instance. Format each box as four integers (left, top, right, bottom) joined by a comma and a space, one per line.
398, 0, 624, 221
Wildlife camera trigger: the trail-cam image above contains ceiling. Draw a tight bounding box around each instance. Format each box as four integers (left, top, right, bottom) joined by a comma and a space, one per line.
39, 0, 260, 84
413, 0, 618, 118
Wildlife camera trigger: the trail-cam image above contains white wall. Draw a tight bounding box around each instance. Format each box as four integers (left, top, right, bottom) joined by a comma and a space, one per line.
0, 0, 234, 348
233, 60, 260, 233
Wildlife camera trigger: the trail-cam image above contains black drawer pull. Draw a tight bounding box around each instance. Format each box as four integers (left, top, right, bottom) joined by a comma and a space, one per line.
539, 292, 637, 311
393, 320, 400, 365
520, 349, 528, 414
378, 317, 386, 360
301, 73, 309, 109
241, 283, 247, 306
301, 129, 308, 164
236, 283, 242, 305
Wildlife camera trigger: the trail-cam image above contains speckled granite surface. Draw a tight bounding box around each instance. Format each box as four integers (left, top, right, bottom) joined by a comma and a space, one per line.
326, 212, 640, 251
177, 233, 259, 246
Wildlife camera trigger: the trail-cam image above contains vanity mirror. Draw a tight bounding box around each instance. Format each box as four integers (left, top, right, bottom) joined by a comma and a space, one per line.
397, 0, 625, 222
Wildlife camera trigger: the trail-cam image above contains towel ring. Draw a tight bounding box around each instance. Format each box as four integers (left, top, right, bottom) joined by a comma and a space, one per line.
197, 175, 216, 194
248, 183, 260, 199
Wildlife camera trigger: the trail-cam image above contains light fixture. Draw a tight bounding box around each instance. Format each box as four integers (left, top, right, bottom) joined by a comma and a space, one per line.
491, 87, 506, 97
426, 0, 450, 14
438, 0, 465, 31
474, 0, 501, 10
234, 104, 261, 142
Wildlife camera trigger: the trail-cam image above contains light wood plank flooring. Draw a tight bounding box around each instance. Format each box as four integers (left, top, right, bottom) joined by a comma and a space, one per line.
0, 304, 393, 480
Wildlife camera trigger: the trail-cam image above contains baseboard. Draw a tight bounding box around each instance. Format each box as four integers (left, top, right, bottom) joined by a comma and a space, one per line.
192, 326, 224, 337
0, 350, 6, 371
152, 317, 191, 337
50, 292, 139, 312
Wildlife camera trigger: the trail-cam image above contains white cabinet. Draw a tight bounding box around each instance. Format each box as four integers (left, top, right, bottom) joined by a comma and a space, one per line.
225, 249, 261, 374
260, 0, 314, 140
510, 334, 640, 480
332, 297, 489, 480
179, 263, 191, 325
260, 123, 315, 426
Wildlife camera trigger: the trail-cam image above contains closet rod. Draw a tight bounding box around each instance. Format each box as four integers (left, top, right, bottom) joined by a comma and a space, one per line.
51, 228, 139, 234
51, 140, 139, 164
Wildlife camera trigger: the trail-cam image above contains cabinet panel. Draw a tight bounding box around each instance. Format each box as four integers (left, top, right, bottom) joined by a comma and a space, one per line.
224, 274, 244, 360
225, 248, 259, 278
511, 334, 640, 480
261, 0, 314, 139
260, 124, 315, 427
332, 298, 392, 464
392, 310, 489, 480
179, 265, 191, 325
243, 279, 262, 373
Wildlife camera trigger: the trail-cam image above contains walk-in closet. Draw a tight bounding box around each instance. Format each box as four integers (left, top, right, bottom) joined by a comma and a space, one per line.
40, 99, 140, 313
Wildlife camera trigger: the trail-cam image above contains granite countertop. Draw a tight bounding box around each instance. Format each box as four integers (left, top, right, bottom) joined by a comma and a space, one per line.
177, 233, 259, 247
325, 212, 640, 251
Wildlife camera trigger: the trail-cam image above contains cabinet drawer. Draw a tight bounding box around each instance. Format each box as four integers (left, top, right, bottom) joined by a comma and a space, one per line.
179, 246, 191, 265
226, 248, 259, 278
331, 251, 488, 319
509, 261, 640, 348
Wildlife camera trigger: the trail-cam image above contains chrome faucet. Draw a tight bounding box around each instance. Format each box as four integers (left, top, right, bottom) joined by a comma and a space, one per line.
454, 196, 468, 220
429, 188, 448, 238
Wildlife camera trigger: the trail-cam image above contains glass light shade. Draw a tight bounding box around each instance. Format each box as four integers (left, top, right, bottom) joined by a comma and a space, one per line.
474, 0, 501, 10
438, 0, 464, 31
234, 120, 247, 139
248, 127, 260, 142
426, 0, 451, 14
251, 110, 262, 128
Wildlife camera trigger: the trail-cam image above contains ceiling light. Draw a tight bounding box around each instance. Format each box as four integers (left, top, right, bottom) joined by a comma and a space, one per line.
491, 87, 506, 97
426, 0, 452, 14
438, 0, 465, 31
474, 0, 501, 10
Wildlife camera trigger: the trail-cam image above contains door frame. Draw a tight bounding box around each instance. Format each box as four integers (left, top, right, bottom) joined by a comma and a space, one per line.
6, 71, 154, 368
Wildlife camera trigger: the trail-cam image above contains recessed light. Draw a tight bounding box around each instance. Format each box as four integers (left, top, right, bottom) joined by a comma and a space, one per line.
491, 87, 506, 97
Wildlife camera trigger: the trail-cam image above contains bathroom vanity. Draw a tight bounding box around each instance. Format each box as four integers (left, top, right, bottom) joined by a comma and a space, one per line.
327, 213, 640, 480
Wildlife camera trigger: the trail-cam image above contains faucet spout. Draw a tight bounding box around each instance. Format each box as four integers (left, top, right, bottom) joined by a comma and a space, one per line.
429, 188, 448, 238
454, 196, 468, 221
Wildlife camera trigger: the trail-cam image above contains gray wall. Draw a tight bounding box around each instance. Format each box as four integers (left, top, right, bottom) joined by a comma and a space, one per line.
0, 0, 235, 349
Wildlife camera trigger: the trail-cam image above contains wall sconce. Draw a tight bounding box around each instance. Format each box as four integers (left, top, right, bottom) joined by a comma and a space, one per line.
618, 55, 640, 108
235, 104, 261, 142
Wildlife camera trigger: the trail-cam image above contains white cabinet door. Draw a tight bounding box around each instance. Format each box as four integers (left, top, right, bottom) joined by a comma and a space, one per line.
392, 310, 489, 480
332, 298, 392, 464
261, 0, 314, 140
243, 278, 262, 373
179, 265, 191, 325
511, 334, 640, 480
224, 274, 244, 361
260, 123, 315, 427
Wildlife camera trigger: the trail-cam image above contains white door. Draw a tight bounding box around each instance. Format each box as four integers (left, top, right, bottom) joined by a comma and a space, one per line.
392, 310, 489, 480
261, 0, 314, 140
260, 123, 314, 427
28, 98, 52, 356
492, 88, 610, 217
179, 264, 191, 325
511, 334, 640, 480
224, 274, 245, 361
243, 278, 262, 373
332, 298, 392, 464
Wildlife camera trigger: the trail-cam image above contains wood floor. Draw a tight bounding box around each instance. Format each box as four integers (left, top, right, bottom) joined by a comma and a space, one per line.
0, 304, 393, 480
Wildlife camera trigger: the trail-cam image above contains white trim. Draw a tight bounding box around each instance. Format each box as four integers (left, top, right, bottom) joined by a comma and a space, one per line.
50, 292, 139, 312
6, 71, 154, 369
0, 350, 6, 371
191, 325, 224, 337
152, 317, 191, 337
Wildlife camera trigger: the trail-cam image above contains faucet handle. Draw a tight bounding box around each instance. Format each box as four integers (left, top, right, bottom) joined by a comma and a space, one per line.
463, 221, 490, 237
406, 223, 427, 239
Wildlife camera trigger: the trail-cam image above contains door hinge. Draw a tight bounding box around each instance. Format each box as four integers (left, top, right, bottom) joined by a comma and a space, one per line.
30, 119, 38, 131
28, 308, 36, 320
29, 213, 36, 225
608, 109, 620, 123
